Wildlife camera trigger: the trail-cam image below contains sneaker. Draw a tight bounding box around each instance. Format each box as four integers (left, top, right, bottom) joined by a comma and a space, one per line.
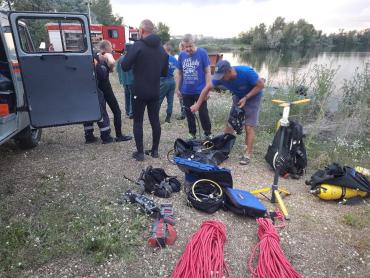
115, 135, 132, 142
204, 133, 213, 140
165, 115, 171, 123
101, 136, 114, 144
85, 135, 98, 144
132, 151, 144, 161
187, 133, 196, 140
144, 149, 159, 158
239, 155, 251, 165
176, 114, 186, 120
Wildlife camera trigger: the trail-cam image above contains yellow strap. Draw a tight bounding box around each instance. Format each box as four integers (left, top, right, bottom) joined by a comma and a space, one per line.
271, 99, 286, 105
291, 99, 311, 105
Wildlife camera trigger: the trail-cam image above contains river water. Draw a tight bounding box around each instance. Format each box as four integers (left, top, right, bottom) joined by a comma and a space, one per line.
223, 50, 370, 88
221, 50, 370, 111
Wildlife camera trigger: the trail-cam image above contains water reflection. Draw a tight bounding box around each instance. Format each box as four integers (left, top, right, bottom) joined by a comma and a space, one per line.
223, 50, 370, 87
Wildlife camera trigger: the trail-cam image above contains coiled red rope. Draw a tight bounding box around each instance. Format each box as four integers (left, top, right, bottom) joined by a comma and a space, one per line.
171, 220, 231, 278
249, 210, 302, 278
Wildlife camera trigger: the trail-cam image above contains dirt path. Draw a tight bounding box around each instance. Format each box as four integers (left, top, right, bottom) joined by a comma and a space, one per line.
0, 78, 369, 278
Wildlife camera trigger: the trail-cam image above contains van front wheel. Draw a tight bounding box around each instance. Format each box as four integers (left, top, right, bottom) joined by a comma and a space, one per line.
15, 126, 42, 149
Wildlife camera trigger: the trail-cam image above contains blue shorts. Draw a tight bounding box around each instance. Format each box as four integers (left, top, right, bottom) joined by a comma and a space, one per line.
228, 95, 262, 127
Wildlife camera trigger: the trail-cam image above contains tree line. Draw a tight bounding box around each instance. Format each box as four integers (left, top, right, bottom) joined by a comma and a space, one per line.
238, 17, 370, 51
1, 0, 122, 25
0, 0, 172, 45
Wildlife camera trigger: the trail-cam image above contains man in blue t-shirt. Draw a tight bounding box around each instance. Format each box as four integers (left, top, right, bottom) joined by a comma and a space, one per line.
176, 34, 212, 139
191, 60, 264, 165
159, 43, 178, 123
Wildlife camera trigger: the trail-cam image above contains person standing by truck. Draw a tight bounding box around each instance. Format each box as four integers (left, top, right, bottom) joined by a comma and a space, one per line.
83, 58, 114, 144
97, 40, 132, 142
116, 44, 134, 119
175, 34, 212, 139
159, 42, 178, 123
121, 19, 168, 161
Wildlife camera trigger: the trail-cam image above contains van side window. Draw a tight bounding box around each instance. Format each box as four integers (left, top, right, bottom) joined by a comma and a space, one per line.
17, 18, 87, 53
18, 24, 34, 52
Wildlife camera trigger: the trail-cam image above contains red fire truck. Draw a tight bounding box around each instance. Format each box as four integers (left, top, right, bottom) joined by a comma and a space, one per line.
46, 23, 138, 59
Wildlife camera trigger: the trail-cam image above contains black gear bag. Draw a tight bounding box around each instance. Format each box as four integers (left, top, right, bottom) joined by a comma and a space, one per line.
265, 120, 307, 177
173, 133, 236, 165
139, 166, 181, 198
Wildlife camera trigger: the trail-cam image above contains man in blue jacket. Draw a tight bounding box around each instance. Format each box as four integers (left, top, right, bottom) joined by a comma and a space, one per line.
191, 60, 264, 165
121, 19, 168, 161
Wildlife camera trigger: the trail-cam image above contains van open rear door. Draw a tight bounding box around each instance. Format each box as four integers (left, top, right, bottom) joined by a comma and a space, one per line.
8, 12, 101, 128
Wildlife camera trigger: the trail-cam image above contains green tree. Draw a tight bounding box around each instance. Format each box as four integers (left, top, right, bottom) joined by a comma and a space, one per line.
156, 22, 170, 43
12, 0, 55, 11
267, 17, 286, 49
251, 23, 268, 49
90, 0, 122, 25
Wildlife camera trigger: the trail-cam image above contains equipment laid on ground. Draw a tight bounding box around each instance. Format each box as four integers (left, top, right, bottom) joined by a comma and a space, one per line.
139, 166, 181, 198
171, 133, 236, 165
265, 120, 307, 178
171, 220, 230, 278
119, 189, 160, 215
160, 203, 176, 225
224, 188, 267, 218
175, 157, 233, 187
175, 158, 266, 216
249, 210, 302, 278
306, 163, 370, 202
252, 98, 311, 219
148, 203, 177, 248
187, 179, 225, 213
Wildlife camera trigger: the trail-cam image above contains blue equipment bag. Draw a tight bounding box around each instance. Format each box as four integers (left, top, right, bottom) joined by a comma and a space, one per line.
224, 188, 267, 218
174, 157, 233, 188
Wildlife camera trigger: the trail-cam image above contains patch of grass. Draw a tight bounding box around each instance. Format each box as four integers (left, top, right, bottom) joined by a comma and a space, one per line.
342, 212, 366, 229
0, 201, 148, 276
82, 207, 147, 263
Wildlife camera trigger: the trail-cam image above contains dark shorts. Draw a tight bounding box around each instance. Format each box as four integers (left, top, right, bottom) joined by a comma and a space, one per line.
228, 95, 262, 127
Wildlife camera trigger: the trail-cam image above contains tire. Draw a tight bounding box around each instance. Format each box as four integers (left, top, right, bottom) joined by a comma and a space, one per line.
15, 126, 42, 149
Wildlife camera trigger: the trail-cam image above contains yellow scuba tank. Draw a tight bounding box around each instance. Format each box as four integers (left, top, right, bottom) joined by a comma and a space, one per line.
355, 166, 370, 178
312, 184, 368, 200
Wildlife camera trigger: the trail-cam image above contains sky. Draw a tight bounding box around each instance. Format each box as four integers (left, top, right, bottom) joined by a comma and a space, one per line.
111, 0, 370, 38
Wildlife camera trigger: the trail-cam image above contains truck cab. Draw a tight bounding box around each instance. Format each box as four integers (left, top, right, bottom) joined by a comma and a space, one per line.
0, 11, 101, 149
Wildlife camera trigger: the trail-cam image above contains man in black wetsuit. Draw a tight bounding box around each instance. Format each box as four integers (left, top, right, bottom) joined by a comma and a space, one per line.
121, 19, 168, 161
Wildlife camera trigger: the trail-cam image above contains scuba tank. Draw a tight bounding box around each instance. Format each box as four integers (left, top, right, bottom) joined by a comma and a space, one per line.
311, 183, 368, 201
355, 166, 370, 178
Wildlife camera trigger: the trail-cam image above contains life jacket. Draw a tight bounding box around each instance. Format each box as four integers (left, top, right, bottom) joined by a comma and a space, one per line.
265, 120, 307, 177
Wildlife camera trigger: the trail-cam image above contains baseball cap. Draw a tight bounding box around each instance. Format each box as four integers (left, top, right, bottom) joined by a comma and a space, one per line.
213, 60, 231, 80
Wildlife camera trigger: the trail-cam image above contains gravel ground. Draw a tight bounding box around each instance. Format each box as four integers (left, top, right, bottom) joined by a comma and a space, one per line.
1, 76, 369, 278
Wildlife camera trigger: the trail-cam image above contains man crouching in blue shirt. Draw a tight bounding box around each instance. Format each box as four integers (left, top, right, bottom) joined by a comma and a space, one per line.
190, 60, 264, 165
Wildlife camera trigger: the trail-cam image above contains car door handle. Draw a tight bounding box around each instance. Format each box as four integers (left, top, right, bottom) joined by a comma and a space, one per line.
40, 54, 68, 60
